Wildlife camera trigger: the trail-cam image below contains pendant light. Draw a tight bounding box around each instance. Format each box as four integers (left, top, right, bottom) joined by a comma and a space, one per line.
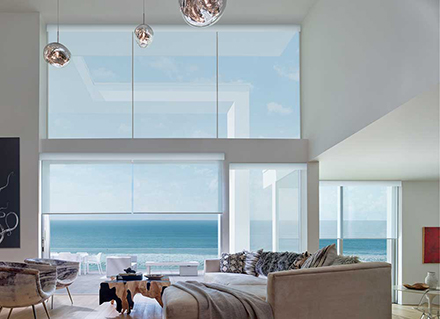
134, 0, 154, 48
43, 0, 71, 68
179, 0, 227, 28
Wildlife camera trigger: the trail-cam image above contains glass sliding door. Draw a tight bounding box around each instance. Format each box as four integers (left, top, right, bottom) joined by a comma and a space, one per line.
319, 182, 400, 301
229, 164, 306, 253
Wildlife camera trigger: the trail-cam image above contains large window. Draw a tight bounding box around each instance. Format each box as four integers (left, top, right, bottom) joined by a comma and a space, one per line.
47, 26, 300, 139
229, 164, 306, 253
319, 182, 400, 299
319, 183, 399, 261
42, 157, 222, 269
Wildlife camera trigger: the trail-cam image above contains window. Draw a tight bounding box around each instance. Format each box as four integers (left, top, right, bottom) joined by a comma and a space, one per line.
47, 26, 300, 139
41, 157, 223, 270
229, 164, 306, 253
319, 182, 400, 300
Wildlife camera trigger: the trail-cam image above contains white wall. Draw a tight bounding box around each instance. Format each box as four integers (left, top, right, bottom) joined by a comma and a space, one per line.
400, 181, 440, 305
302, 0, 439, 160
0, 13, 41, 261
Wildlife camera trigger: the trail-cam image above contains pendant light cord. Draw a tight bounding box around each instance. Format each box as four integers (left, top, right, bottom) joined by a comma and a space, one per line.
143, 0, 146, 24
57, 0, 60, 42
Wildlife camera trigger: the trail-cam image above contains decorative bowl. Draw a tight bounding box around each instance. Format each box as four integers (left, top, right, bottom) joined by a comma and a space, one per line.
403, 283, 429, 290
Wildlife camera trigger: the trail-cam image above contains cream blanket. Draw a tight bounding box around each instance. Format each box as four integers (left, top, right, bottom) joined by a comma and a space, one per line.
172, 281, 273, 319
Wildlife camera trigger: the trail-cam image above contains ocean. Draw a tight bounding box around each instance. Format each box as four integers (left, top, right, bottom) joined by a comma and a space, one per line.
50, 220, 387, 271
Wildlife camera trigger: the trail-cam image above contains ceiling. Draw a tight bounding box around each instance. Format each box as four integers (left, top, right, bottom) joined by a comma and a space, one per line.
317, 86, 440, 181
0, 0, 319, 25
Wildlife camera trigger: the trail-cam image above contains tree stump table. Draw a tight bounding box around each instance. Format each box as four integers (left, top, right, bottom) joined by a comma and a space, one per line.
99, 276, 171, 314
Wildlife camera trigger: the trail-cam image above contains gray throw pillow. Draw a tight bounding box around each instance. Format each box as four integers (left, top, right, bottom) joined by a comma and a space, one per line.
220, 252, 246, 273
243, 249, 263, 276
301, 244, 337, 269
332, 255, 360, 265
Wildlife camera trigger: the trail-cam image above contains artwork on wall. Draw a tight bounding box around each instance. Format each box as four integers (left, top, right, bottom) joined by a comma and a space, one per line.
423, 227, 440, 264
0, 138, 20, 248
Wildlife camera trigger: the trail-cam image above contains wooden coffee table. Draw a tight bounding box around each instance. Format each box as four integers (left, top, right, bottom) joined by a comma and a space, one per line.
99, 276, 171, 314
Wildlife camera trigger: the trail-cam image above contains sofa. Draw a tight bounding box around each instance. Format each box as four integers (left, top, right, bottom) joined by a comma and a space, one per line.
162, 259, 391, 319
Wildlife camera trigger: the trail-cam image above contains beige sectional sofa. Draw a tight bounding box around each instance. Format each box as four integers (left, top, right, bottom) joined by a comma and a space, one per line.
162, 259, 392, 319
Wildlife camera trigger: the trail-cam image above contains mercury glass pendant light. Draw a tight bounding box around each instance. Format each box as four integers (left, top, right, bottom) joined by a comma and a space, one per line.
134, 0, 154, 48
179, 0, 227, 27
43, 0, 71, 68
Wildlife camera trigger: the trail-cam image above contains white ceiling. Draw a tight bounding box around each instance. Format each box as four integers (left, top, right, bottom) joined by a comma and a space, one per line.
317, 86, 440, 181
0, 0, 318, 25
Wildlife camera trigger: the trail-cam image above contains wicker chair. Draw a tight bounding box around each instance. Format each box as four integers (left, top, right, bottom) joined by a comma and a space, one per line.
25, 258, 79, 309
0, 261, 56, 319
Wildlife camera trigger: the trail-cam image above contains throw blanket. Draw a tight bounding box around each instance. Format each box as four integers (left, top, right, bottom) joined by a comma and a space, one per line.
172, 281, 273, 319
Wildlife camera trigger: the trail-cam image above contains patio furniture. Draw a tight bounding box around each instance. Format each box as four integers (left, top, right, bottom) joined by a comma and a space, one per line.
131, 255, 138, 271
86, 253, 103, 275
145, 261, 199, 276
25, 258, 80, 309
100, 276, 171, 314
76, 252, 89, 275
106, 256, 131, 277
0, 261, 56, 319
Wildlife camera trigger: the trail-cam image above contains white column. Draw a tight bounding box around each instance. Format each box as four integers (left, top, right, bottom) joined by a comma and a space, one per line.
271, 183, 279, 251
229, 169, 250, 252
337, 185, 343, 255
306, 162, 320, 253
226, 93, 250, 138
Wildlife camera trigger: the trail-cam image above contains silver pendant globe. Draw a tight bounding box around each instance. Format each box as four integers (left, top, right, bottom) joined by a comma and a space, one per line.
134, 24, 154, 48
43, 42, 71, 68
179, 0, 227, 27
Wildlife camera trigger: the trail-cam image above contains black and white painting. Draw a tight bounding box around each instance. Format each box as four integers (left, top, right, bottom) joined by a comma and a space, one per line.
0, 138, 20, 248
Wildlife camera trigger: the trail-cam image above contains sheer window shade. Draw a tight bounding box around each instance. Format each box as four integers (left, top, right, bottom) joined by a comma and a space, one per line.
42, 160, 222, 214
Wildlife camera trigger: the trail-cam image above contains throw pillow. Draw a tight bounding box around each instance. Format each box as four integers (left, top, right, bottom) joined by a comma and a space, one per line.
255, 251, 302, 276
289, 251, 311, 270
243, 249, 263, 276
301, 244, 337, 269
332, 255, 360, 265
220, 252, 246, 273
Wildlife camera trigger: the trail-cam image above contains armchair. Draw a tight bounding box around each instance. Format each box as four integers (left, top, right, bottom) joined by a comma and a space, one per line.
25, 258, 80, 309
0, 261, 56, 319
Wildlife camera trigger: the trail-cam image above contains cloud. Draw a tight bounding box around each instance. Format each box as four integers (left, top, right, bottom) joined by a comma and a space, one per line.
274, 65, 299, 81
148, 57, 199, 81
91, 67, 117, 80
267, 102, 293, 115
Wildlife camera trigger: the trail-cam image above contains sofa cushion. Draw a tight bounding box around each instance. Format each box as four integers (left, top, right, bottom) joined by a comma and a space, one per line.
162, 283, 267, 319
163, 286, 198, 319
204, 272, 268, 286
255, 251, 303, 276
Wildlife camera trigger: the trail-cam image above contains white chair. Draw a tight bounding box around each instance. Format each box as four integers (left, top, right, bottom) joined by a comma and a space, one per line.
76, 252, 89, 275
106, 256, 131, 277
86, 253, 103, 275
